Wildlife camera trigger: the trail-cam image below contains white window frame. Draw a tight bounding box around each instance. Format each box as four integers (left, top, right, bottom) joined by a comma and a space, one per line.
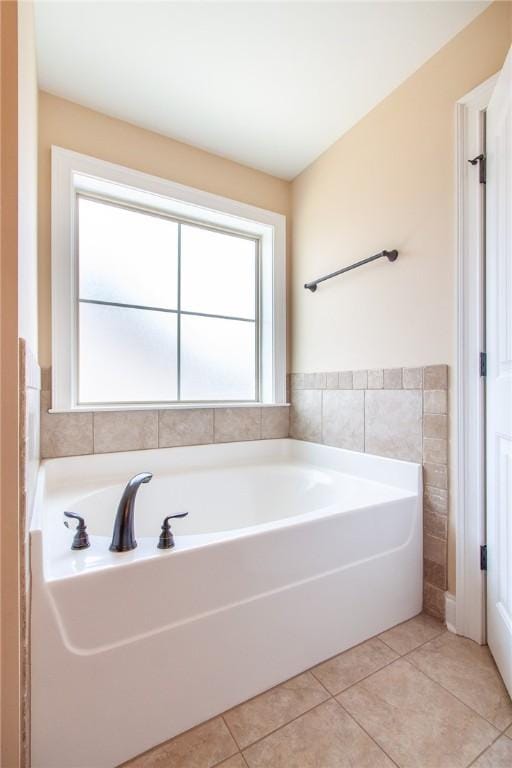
455, 73, 497, 643
51, 146, 286, 411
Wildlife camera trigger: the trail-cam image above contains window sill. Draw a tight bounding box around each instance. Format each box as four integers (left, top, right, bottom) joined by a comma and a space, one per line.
48, 402, 290, 414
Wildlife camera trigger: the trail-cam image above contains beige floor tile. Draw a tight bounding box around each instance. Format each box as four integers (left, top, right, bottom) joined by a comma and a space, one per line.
506, 724, 512, 739
224, 671, 329, 749
339, 659, 498, 768
312, 637, 398, 694
407, 632, 512, 729
243, 699, 394, 768
215, 756, 247, 768
471, 735, 512, 767
123, 717, 237, 768
378, 613, 445, 655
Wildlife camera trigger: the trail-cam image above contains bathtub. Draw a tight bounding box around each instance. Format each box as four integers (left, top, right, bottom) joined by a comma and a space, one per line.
30, 438, 422, 768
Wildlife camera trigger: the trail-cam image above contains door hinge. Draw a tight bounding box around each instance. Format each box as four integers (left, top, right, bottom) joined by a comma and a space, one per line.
480, 351, 487, 377
480, 544, 487, 571
468, 154, 486, 184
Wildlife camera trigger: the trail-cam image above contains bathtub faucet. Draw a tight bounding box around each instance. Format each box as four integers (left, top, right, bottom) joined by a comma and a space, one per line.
109, 472, 153, 552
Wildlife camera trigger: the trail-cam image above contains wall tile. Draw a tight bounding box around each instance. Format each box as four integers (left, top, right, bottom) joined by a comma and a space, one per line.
423, 437, 448, 465
424, 559, 447, 591
261, 406, 290, 439
214, 407, 261, 443
423, 462, 448, 490
322, 390, 364, 451
423, 364, 448, 390
312, 372, 327, 389
338, 371, 353, 389
325, 372, 339, 389
291, 373, 305, 390
424, 486, 448, 517
290, 390, 322, 442
353, 370, 368, 389
424, 510, 448, 540
40, 392, 93, 458
424, 534, 447, 566
423, 414, 448, 439
94, 410, 158, 454
365, 389, 422, 462
423, 390, 448, 415
402, 367, 422, 389
383, 368, 402, 389
159, 409, 214, 448
367, 369, 383, 389
303, 372, 327, 389
423, 582, 446, 620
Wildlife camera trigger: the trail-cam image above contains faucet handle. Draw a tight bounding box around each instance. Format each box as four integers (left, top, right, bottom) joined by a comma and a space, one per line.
157, 512, 188, 550
64, 511, 90, 550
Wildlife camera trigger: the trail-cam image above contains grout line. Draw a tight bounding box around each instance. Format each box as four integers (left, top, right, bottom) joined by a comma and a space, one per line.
465, 712, 512, 767
466, 730, 506, 768
363, 387, 366, 452
237, 697, 332, 754
312, 652, 402, 700
378, 625, 446, 656
400, 655, 507, 732
220, 714, 243, 753
335, 698, 401, 768
320, 389, 324, 444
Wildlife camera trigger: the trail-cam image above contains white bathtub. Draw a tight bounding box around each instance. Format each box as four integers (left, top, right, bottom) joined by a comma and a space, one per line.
31, 438, 422, 768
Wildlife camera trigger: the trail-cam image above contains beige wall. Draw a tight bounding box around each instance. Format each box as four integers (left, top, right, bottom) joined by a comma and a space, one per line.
1, 2, 21, 766
38, 92, 291, 368
18, 1, 38, 356
291, 1, 512, 592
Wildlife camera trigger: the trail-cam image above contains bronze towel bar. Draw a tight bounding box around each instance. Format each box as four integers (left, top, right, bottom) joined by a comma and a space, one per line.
304, 249, 398, 292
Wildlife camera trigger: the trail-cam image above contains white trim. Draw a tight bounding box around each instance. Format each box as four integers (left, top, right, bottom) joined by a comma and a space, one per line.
445, 592, 456, 634
51, 147, 286, 411
49, 402, 291, 414
455, 74, 497, 644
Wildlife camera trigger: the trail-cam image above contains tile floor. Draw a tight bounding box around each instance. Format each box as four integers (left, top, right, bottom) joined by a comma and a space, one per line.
121, 614, 512, 768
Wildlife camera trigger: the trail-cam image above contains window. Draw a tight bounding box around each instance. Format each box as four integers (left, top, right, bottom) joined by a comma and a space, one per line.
51, 147, 286, 410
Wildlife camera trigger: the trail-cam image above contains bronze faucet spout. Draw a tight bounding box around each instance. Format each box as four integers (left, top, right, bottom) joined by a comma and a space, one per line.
109, 472, 152, 552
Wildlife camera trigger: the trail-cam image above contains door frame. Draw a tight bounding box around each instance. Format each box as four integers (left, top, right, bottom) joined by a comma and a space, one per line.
455, 73, 497, 644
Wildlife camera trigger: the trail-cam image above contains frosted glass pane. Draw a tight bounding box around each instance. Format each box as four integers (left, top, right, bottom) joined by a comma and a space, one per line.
79, 197, 178, 309
181, 315, 256, 400
181, 224, 256, 319
79, 303, 177, 403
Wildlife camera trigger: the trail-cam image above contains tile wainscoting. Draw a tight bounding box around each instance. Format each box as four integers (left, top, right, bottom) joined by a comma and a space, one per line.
39, 371, 290, 458
19, 339, 41, 768
289, 365, 449, 621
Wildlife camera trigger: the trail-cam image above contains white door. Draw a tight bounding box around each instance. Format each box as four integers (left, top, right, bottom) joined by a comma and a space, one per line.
486, 46, 512, 696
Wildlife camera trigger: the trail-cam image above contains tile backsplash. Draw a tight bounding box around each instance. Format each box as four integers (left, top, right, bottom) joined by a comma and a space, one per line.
289, 364, 449, 621
39, 372, 290, 459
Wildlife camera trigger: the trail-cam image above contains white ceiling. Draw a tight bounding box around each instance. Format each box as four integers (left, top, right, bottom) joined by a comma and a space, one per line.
34, 1, 489, 180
